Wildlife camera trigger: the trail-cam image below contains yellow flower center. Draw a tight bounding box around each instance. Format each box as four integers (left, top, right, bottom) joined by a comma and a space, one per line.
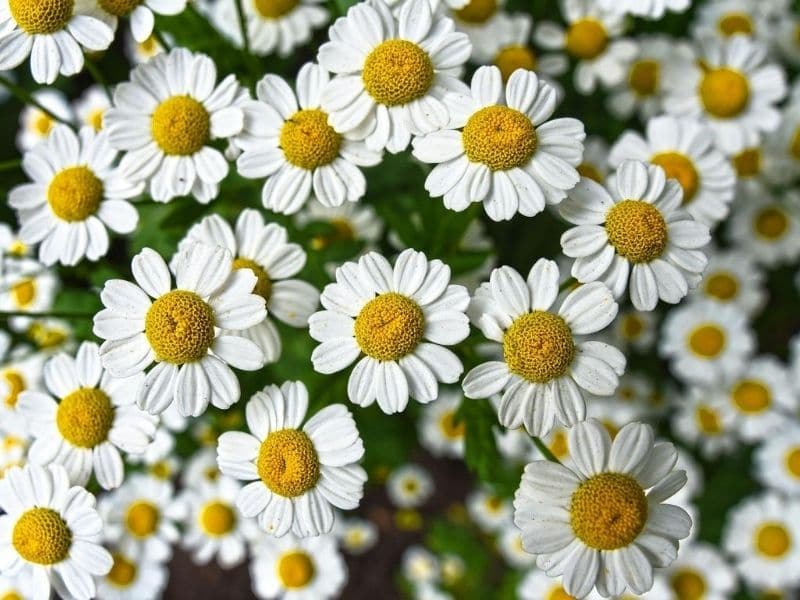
34, 113, 54, 136
27, 322, 69, 349
138, 35, 159, 55
577, 162, 604, 183
733, 147, 761, 177
629, 60, 660, 97
310, 218, 355, 250
503, 311, 575, 383
755, 523, 792, 559
651, 152, 699, 204
731, 379, 771, 413
687, 324, 726, 358
1, 592, 23, 600
605, 200, 668, 263
10, 279, 35, 309
2, 370, 25, 408
549, 430, 569, 459
565, 19, 608, 60
253, 0, 298, 19
570, 472, 648, 550
56, 387, 114, 448
396, 508, 422, 530
98, 0, 142, 16
280, 109, 341, 170
87, 108, 105, 131
403, 478, 419, 493
789, 127, 800, 161
453, 0, 497, 23
107, 553, 137, 587
670, 569, 707, 600
699, 68, 750, 119
145, 290, 215, 364
48, 166, 104, 222
546, 586, 575, 600
276, 551, 315, 589
462, 106, 537, 171
494, 45, 537, 82
362, 40, 434, 107
257, 429, 320, 498
704, 272, 739, 301
8, 240, 27, 256
438, 410, 465, 440
125, 501, 160, 538
151, 96, 210, 156
149, 460, 172, 479
620, 314, 645, 340
354, 292, 425, 362
199, 500, 236, 536
8, 0, 74, 34
696, 405, 723, 434
785, 447, 800, 479
12, 508, 72, 565
718, 12, 754, 37
232, 257, 272, 301
754, 207, 789, 240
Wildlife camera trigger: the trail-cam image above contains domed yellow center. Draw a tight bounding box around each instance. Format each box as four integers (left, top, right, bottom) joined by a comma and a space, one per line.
605, 200, 668, 263
98, 0, 142, 16
577, 162, 604, 183
151, 96, 210, 156
462, 106, 537, 171
253, 0, 298, 19
454, 0, 496, 23
11, 279, 36, 309
438, 411, 465, 440
503, 311, 575, 383
199, 501, 236, 536
704, 271, 739, 301
87, 108, 105, 131
362, 40, 434, 106
755, 523, 791, 558
12, 508, 72, 565
687, 324, 726, 358
9, 0, 73, 34
280, 109, 341, 170
2, 370, 25, 408
277, 550, 315, 588
651, 152, 699, 204
495, 45, 537, 82
233, 257, 272, 301
696, 405, 723, 434
145, 290, 215, 364
700, 68, 750, 119
754, 207, 788, 240
671, 569, 706, 600
570, 472, 647, 550
354, 292, 425, 361
620, 314, 644, 340
718, 12, 753, 37
565, 19, 608, 60
629, 59, 660, 97
48, 166, 104, 222
549, 430, 569, 460
56, 387, 114, 448
257, 429, 320, 498
546, 586, 574, 600
731, 379, 770, 413
125, 501, 160, 538
107, 553, 137, 587
785, 447, 800, 479
733, 147, 761, 177
34, 113, 54, 136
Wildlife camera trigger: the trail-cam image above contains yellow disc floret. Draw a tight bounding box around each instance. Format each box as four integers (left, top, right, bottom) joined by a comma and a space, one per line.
12, 508, 72, 565
651, 152, 699, 204
687, 324, 726, 358
704, 272, 739, 301
629, 60, 660, 97
354, 292, 425, 361
546, 586, 574, 600
362, 40, 434, 106
125, 501, 160, 538
731, 379, 771, 413
718, 12, 754, 37
699, 68, 750, 119
462, 106, 537, 171
145, 290, 215, 364
570, 472, 648, 550
253, 0, 298, 19
257, 429, 320, 498
10, 279, 35, 309
733, 147, 761, 177
785, 447, 800, 479
233, 257, 272, 301
495, 45, 537, 82
753, 207, 789, 240
755, 523, 792, 558
199, 501, 237, 536
503, 311, 575, 383
277, 550, 315, 588
454, 0, 497, 23
48, 166, 104, 222
151, 96, 210, 156
9, 0, 73, 34
280, 109, 341, 170
56, 387, 114, 448
107, 553, 137, 587
97, 0, 141, 16
696, 405, 723, 434
438, 411, 465, 440
565, 19, 608, 60
670, 569, 706, 600
605, 200, 668, 263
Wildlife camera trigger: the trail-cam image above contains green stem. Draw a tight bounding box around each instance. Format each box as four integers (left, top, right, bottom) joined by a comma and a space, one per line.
0, 159, 20, 172
0, 76, 71, 126
234, 0, 251, 56
533, 437, 561, 464
0, 311, 94, 320
83, 59, 112, 101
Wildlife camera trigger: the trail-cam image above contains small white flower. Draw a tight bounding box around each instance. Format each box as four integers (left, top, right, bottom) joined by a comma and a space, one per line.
0, 350, 44, 435
17, 89, 73, 151
670, 386, 737, 459
727, 190, 800, 267
387, 464, 434, 508
334, 517, 378, 555
688, 248, 766, 315
95, 548, 168, 600
497, 524, 535, 569
753, 424, 800, 496
123, 29, 166, 64
691, 0, 774, 43
0, 258, 59, 331
658, 542, 738, 600
519, 570, 601, 600
402, 545, 440, 585
74, 84, 111, 131
444, 0, 510, 62
466, 487, 512, 532
96, 0, 186, 43
418, 388, 465, 459
611, 308, 657, 352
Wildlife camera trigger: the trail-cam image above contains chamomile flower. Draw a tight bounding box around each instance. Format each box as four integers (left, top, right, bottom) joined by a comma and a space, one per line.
175, 210, 319, 364
0, 574, 32, 600
95, 548, 168, 600
217, 381, 366, 538
466, 488, 512, 532
753, 424, 800, 496
402, 546, 440, 585
491, 14, 539, 82
0, 464, 112, 600
691, 0, 773, 43
722, 493, 800, 590
577, 136, 610, 184
334, 517, 378, 555
560, 160, 711, 311
123, 30, 166, 64
663, 36, 786, 154
95, 0, 186, 43
0, 258, 58, 330
17, 89, 72, 151
494, 425, 537, 464
497, 524, 535, 569
596, 0, 689, 18
310, 249, 470, 414
74, 85, 111, 132
387, 464, 434, 508
418, 389, 465, 459
775, 14, 800, 66
184, 446, 222, 487
0, 351, 43, 434
612, 309, 657, 353
413, 66, 585, 221
105, 48, 246, 203
444, 0, 508, 62
671, 386, 737, 459
93, 244, 267, 417
463, 259, 624, 437
513, 419, 692, 598
658, 542, 737, 600
0, 0, 113, 84
726, 192, 800, 266
296, 198, 382, 253
689, 249, 766, 315
235, 63, 382, 215
761, 102, 800, 185
317, 0, 471, 154
0, 431, 27, 477
10, 125, 142, 266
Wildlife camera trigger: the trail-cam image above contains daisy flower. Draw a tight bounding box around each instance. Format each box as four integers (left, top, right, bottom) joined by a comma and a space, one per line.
612, 309, 657, 353
497, 524, 535, 569
658, 542, 736, 600
560, 160, 711, 311
662, 35, 786, 154
689, 248, 765, 315
19, 341, 156, 490
0, 430, 27, 478
250, 533, 347, 600
235, 63, 382, 215
413, 66, 585, 221
418, 388, 465, 459
753, 424, 800, 496
722, 493, 800, 590
295, 197, 383, 255
670, 386, 737, 459
519, 571, 601, 600
0, 0, 113, 84
466, 488, 512, 532
0, 257, 58, 330
0, 351, 43, 435
761, 102, 800, 185
93, 244, 267, 417
691, 0, 773, 43
123, 30, 166, 64
386, 464, 434, 508
462, 259, 623, 437
494, 425, 537, 464
74, 85, 111, 132
402, 546, 440, 586
334, 517, 378, 555
596, 0, 689, 18
317, 0, 471, 153
104, 48, 246, 203
513, 419, 692, 598
216, 380, 367, 538
0, 464, 112, 600
444, 0, 508, 62
727, 191, 800, 267
576, 136, 610, 184
10, 125, 142, 266
0, 574, 32, 600
95, 548, 168, 600
174, 209, 319, 364
95, 0, 186, 43
16, 89, 72, 151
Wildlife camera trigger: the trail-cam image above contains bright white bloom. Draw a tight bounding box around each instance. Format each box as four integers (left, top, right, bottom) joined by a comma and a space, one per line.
317, 0, 471, 153
402, 545, 440, 585
596, 0, 689, 18
95, 548, 168, 600
691, 0, 774, 43
727, 191, 800, 267
0, 351, 44, 435
96, 0, 186, 43
17, 89, 72, 151
463, 259, 623, 437
612, 308, 657, 353
74, 85, 111, 131
560, 160, 710, 311
217, 381, 366, 538
0, 431, 27, 478
753, 424, 800, 496
386, 463, 434, 508
519, 570, 601, 600
491, 12, 567, 86
310, 249, 470, 414
123, 29, 166, 64
671, 386, 737, 459
334, 517, 378, 555
0, 573, 32, 600
444, 0, 509, 62
0, 258, 58, 330
418, 389, 465, 459
296, 198, 383, 251
658, 542, 737, 600
0, 464, 112, 600
688, 249, 765, 315
466, 487, 512, 532
514, 419, 692, 598
93, 244, 267, 417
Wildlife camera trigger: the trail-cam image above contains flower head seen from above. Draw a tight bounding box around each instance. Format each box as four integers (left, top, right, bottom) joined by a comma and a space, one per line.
96, 0, 187, 43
